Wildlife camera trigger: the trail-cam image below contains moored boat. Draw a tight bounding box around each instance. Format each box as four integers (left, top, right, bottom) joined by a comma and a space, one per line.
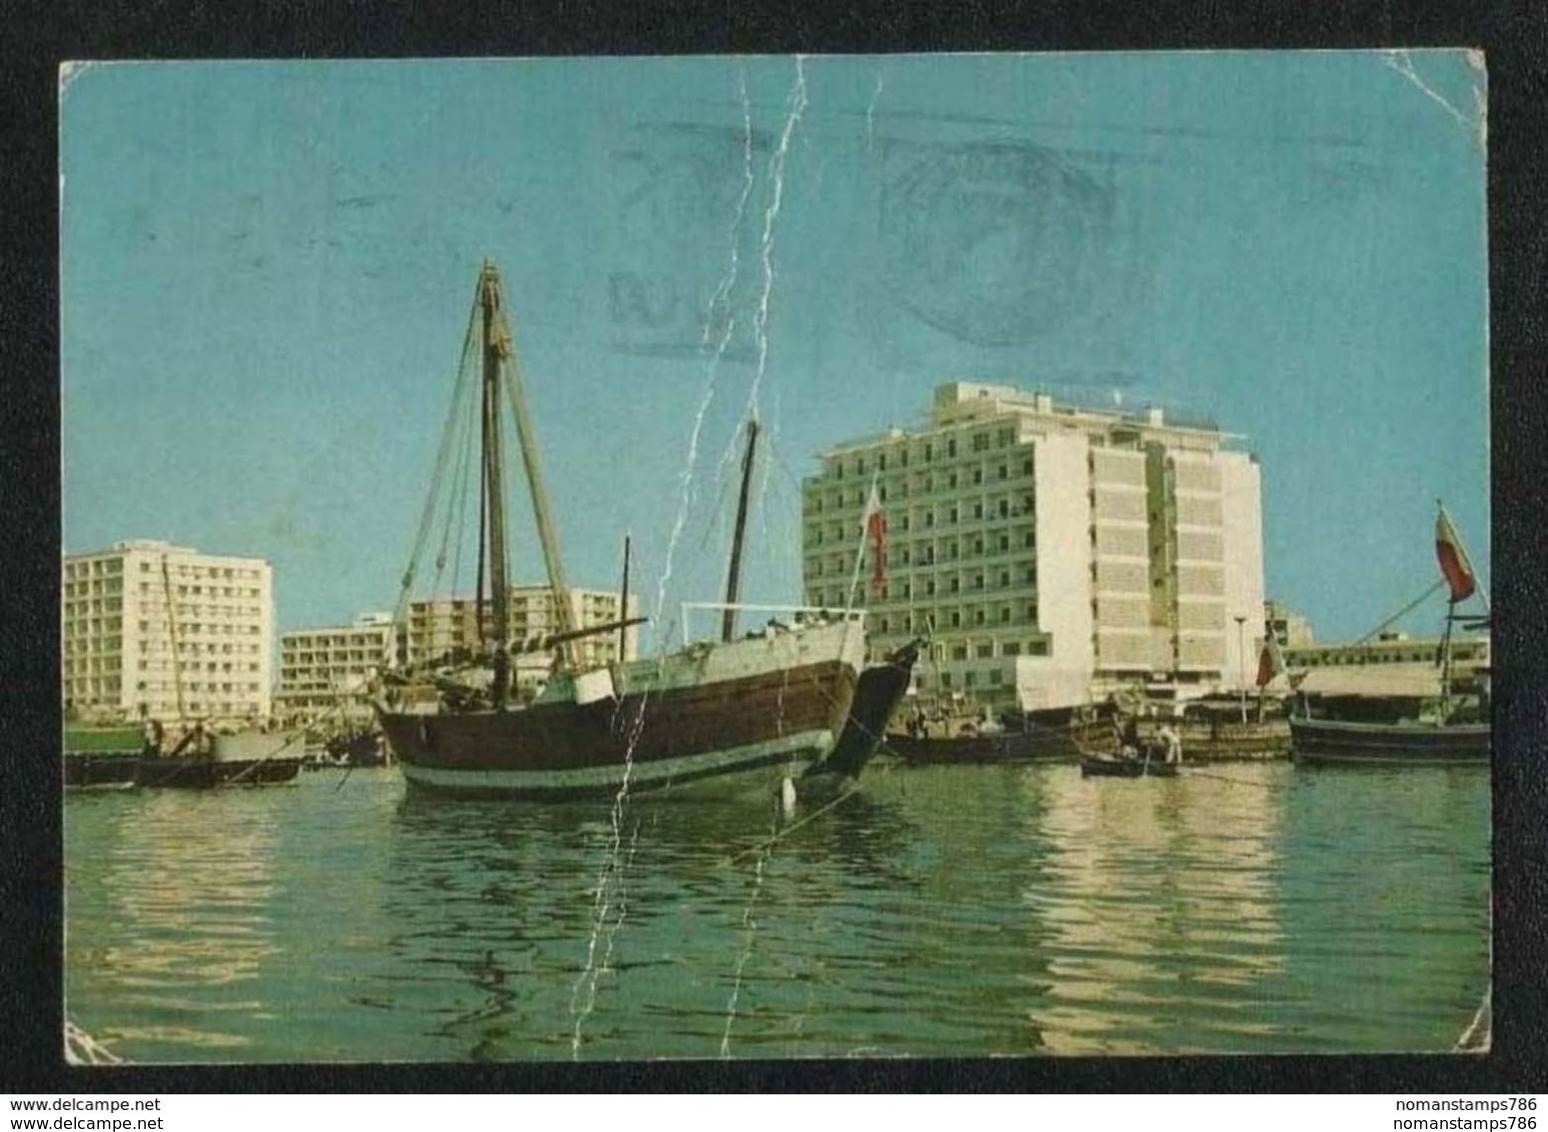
135, 753, 304, 788
1290, 503, 1490, 768
375, 261, 869, 799
1288, 714, 1489, 766
816, 639, 922, 780
64, 724, 143, 789
1078, 752, 1180, 778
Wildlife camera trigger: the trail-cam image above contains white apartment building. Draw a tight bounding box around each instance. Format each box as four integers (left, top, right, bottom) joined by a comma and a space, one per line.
62, 539, 275, 724
802, 382, 1265, 711
275, 612, 396, 722
405, 585, 638, 695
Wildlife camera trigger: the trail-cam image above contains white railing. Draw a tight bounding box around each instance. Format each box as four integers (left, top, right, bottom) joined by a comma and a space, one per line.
678, 602, 866, 647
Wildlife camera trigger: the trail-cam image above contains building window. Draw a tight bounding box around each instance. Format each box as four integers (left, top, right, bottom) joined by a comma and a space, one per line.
976, 643, 993, 658
950, 611, 961, 627
964, 671, 977, 688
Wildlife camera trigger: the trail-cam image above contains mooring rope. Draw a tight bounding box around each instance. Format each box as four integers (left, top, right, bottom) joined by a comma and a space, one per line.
724, 780, 862, 867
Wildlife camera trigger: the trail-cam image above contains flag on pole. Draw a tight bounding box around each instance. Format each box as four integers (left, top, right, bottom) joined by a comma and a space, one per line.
1255, 629, 1286, 687
1434, 504, 1477, 603
863, 481, 887, 596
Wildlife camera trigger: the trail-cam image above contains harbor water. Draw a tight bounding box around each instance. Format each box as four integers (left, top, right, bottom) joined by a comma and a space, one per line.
63, 760, 1490, 1061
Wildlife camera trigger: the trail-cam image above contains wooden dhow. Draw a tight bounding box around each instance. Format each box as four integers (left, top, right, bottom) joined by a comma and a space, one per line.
375, 261, 866, 798
1289, 502, 1490, 767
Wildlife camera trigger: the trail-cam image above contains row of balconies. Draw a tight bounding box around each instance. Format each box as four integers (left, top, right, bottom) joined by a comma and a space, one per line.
819, 428, 1029, 482
62, 558, 124, 578
806, 462, 1037, 511
807, 512, 1037, 549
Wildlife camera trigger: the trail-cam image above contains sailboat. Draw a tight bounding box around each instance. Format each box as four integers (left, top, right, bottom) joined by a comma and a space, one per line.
1289, 503, 1490, 766
373, 261, 868, 798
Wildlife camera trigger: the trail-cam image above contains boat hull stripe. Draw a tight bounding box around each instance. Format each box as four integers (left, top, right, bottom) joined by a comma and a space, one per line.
396, 727, 834, 796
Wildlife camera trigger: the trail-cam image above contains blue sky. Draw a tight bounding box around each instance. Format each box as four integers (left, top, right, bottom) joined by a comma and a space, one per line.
60, 53, 1489, 648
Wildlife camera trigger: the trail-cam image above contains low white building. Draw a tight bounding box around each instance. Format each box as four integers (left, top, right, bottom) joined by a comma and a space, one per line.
275, 612, 396, 723
405, 585, 638, 696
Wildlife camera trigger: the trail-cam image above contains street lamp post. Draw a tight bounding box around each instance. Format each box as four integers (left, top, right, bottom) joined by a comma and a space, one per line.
1234, 615, 1248, 723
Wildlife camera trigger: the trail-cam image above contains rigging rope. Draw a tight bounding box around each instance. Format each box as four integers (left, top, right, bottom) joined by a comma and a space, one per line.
391, 280, 482, 642
1352, 578, 1446, 645
432, 358, 481, 599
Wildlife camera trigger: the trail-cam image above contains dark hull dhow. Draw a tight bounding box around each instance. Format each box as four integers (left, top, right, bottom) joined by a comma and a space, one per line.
1289, 716, 1490, 766
815, 641, 920, 780
65, 726, 143, 789
379, 621, 865, 798
134, 756, 305, 788
64, 754, 141, 789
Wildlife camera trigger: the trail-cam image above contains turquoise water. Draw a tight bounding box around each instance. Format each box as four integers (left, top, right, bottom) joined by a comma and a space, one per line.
63, 760, 1490, 1061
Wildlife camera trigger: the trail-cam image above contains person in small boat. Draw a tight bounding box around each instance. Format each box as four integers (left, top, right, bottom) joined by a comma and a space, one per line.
140, 716, 163, 757
1119, 717, 1142, 759
167, 721, 211, 759
1157, 721, 1182, 764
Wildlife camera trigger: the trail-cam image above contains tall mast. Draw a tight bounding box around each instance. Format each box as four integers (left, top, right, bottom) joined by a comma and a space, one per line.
160, 554, 186, 725
492, 265, 579, 669
618, 534, 631, 662
479, 262, 511, 705
721, 419, 759, 643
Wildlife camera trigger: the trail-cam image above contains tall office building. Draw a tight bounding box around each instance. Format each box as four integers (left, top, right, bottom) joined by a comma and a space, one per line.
801, 382, 1265, 710
62, 539, 275, 724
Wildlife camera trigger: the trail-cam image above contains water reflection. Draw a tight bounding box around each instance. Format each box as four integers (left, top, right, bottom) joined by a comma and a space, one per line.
69, 788, 284, 1054
62, 762, 1490, 1061
1024, 766, 1287, 1054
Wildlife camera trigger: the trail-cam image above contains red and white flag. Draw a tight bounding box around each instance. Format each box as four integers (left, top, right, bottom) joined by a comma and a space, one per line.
863, 481, 887, 596
1256, 630, 1286, 688
1434, 504, 1477, 603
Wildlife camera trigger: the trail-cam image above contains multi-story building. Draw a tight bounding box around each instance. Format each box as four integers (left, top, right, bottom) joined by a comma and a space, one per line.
275, 612, 396, 723
62, 539, 275, 724
1265, 600, 1314, 649
404, 585, 638, 695
801, 382, 1265, 710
